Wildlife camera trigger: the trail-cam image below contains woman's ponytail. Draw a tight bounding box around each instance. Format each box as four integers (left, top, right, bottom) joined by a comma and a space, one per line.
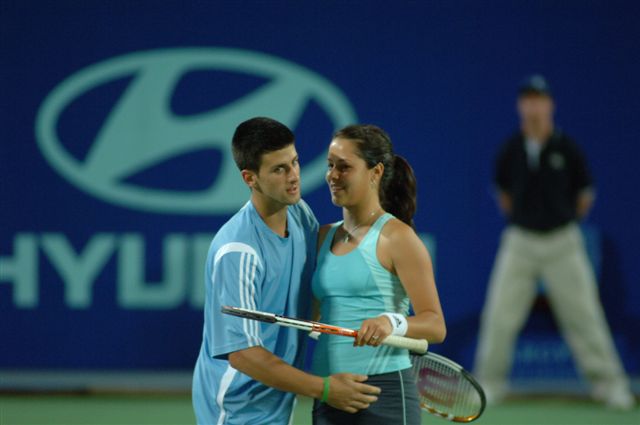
381, 154, 417, 228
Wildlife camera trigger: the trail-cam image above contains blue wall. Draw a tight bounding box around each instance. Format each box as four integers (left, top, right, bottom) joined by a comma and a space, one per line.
1, 0, 638, 375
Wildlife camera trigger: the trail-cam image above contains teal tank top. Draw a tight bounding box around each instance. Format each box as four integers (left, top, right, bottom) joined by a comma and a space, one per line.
311, 213, 411, 376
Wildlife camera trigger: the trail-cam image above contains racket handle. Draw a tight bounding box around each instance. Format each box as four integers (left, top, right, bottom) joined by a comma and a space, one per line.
382, 335, 429, 353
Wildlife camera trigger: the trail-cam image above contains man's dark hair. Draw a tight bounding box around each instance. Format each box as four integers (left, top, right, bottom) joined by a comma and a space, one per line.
231, 117, 295, 171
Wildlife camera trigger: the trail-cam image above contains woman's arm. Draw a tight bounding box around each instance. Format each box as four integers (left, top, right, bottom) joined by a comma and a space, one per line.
388, 222, 446, 342
355, 219, 446, 346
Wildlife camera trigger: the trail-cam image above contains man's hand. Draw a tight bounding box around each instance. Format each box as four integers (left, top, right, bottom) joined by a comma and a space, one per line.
576, 189, 595, 219
229, 347, 380, 414
497, 191, 512, 216
326, 373, 381, 413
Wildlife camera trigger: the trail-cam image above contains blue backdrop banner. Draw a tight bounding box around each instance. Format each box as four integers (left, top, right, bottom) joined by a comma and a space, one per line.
1, 1, 638, 377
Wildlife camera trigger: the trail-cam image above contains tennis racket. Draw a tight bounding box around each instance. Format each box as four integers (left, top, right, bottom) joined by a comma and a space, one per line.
411, 352, 486, 422
221, 305, 429, 353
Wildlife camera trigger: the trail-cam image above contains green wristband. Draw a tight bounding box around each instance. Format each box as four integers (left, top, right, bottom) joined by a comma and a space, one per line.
320, 376, 330, 403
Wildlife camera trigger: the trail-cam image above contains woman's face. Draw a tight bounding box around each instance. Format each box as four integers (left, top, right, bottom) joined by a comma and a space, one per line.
326, 137, 380, 207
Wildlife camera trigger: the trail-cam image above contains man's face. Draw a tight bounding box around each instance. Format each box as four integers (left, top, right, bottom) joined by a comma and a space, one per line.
517, 93, 554, 132
248, 144, 301, 206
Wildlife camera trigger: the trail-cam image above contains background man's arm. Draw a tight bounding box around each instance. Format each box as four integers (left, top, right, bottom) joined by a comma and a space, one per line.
497, 190, 513, 216
576, 188, 595, 219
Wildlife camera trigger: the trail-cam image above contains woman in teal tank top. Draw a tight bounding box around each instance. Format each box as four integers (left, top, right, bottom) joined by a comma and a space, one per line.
311, 125, 446, 425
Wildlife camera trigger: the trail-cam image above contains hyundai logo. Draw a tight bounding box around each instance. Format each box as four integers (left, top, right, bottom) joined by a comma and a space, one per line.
35, 48, 356, 214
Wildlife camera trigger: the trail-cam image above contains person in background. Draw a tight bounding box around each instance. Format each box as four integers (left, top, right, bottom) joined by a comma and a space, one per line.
474, 75, 635, 410
192, 117, 381, 425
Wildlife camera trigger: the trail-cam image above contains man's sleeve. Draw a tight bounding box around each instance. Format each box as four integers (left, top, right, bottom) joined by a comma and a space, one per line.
207, 243, 265, 359
569, 142, 594, 192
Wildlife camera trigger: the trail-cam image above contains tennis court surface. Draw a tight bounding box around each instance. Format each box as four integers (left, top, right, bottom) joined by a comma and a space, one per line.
1, 393, 638, 425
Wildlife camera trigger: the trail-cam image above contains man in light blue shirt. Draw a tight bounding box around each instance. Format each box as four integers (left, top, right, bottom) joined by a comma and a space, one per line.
193, 117, 380, 425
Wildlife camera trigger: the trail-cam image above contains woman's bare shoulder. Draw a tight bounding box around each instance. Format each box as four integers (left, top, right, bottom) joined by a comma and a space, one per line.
381, 217, 416, 240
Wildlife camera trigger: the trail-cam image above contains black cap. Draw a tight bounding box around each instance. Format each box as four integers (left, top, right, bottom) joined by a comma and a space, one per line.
518, 74, 552, 97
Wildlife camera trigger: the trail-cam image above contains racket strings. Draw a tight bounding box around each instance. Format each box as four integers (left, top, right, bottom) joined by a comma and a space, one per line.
412, 356, 483, 421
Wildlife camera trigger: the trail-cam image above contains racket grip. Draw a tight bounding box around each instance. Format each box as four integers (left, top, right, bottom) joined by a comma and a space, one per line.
382, 335, 429, 353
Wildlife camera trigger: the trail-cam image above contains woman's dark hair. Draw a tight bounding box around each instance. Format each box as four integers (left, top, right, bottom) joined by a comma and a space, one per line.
333, 124, 417, 228
232, 117, 295, 171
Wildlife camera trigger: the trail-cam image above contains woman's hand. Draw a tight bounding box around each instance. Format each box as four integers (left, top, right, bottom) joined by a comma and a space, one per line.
355, 316, 393, 347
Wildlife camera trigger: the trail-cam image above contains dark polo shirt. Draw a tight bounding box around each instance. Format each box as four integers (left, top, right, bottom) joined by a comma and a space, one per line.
495, 130, 593, 232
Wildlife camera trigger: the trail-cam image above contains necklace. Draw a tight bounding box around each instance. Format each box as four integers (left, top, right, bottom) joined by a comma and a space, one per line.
342, 209, 381, 243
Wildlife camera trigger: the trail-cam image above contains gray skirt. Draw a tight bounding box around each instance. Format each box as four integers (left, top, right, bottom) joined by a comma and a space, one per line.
312, 368, 421, 425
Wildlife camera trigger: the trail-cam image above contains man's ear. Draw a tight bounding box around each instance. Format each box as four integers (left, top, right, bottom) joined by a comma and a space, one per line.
241, 169, 257, 189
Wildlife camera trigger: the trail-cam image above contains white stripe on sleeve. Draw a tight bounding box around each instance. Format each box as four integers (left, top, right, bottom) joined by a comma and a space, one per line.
242, 253, 262, 346
216, 365, 238, 425
212, 242, 264, 348
214, 242, 262, 268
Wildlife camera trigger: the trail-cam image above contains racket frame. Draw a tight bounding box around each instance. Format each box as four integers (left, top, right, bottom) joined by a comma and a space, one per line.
411, 352, 486, 422
221, 305, 428, 353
